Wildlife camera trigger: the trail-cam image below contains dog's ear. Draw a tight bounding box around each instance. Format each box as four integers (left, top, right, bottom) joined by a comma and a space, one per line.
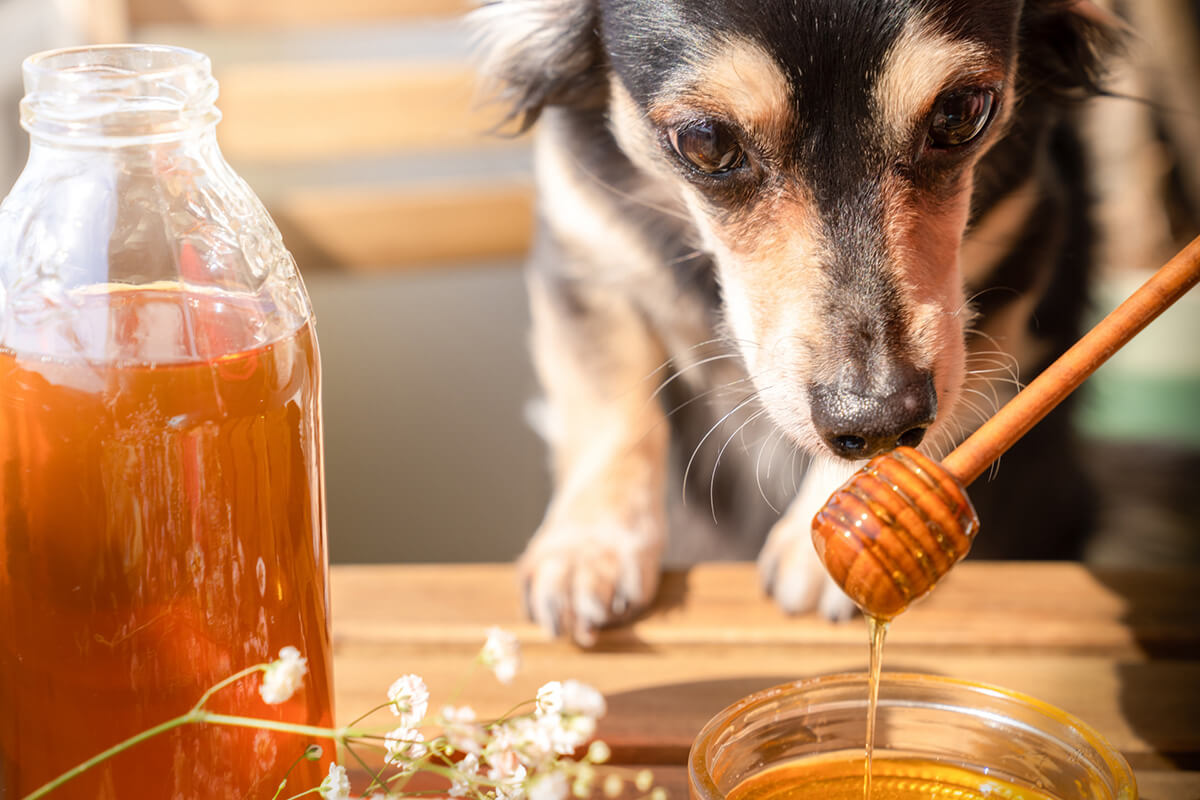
1019, 0, 1128, 99
470, 0, 602, 131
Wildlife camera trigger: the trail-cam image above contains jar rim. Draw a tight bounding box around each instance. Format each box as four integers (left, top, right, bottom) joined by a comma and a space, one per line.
20, 43, 221, 145
688, 672, 1137, 800
23, 43, 213, 84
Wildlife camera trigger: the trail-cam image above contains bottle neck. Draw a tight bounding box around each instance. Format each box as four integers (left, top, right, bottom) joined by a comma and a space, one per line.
20, 45, 221, 148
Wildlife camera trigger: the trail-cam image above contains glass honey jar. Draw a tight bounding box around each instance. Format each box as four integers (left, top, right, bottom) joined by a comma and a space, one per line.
0, 44, 334, 798
689, 673, 1136, 800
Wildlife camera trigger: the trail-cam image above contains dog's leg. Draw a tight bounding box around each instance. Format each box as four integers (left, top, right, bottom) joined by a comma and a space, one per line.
521, 268, 670, 646
758, 458, 859, 620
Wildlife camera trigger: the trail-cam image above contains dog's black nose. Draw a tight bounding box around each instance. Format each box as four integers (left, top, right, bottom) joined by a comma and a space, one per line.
810, 365, 937, 459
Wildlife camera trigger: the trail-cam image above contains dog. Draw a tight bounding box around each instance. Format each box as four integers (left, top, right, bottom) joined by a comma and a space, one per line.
473, 0, 1119, 644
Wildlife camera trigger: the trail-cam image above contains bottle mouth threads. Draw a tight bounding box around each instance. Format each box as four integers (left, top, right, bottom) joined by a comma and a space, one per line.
20, 44, 221, 145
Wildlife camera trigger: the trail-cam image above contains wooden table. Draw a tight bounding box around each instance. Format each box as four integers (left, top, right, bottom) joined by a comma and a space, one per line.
331, 563, 1200, 799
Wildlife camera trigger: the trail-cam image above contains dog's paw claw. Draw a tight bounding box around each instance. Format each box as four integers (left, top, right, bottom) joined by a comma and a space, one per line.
519, 521, 662, 646
817, 586, 858, 622
759, 514, 856, 621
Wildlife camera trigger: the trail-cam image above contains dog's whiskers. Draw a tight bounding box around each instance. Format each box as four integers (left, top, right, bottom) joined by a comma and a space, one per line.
754, 428, 784, 514
569, 155, 694, 225
682, 390, 767, 510
647, 352, 742, 404
953, 287, 1019, 319
667, 248, 707, 269
710, 407, 771, 523
963, 367, 1005, 412
661, 375, 756, 425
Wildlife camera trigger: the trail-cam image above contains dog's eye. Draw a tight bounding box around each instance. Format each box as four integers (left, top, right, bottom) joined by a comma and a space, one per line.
927, 89, 995, 149
668, 121, 745, 175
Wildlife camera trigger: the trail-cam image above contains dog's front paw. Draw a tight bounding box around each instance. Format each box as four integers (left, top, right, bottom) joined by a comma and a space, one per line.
759, 515, 857, 620
519, 517, 663, 647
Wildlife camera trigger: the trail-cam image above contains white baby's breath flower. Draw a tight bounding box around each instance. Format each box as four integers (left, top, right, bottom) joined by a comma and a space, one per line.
385, 726, 428, 766
481, 626, 521, 683
540, 712, 597, 756
387, 673, 430, 726
259, 646, 307, 705
319, 762, 352, 800
485, 717, 545, 771
529, 770, 570, 800
442, 704, 484, 754
536, 681, 564, 716
450, 751, 480, 797
490, 764, 528, 800
560, 680, 606, 719
484, 723, 526, 780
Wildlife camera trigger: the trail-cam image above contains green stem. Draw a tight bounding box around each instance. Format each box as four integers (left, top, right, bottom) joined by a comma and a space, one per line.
21, 716, 191, 800
345, 699, 395, 729
197, 711, 343, 740
190, 665, 267, 712
21, 711, 350, 800
282, 788, 323, 800
346, 742, 389, 796
488, 699, 534, 726
445, 658, 483, 706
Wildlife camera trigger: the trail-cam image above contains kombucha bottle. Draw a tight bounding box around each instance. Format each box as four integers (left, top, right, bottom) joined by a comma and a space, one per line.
0, 45, 334, 798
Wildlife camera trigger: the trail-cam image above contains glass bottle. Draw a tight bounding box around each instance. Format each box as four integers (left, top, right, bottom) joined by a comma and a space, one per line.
0, 45, 334, 797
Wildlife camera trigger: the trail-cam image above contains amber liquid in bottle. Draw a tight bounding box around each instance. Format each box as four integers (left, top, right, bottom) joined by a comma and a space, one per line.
0, 285, 334, 798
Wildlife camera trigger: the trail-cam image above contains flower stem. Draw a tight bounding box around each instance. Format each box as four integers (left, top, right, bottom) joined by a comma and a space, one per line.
190, 665, 266, 712
21, 716, 190, 800
196, 711, 343, 740
20, 710, 348, 800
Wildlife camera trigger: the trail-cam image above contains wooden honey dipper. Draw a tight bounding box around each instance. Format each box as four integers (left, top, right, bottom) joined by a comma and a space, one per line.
812, 234, 1200, 620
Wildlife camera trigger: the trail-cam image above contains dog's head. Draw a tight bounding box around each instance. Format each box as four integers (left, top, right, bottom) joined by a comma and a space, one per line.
475, 0, 1115, 461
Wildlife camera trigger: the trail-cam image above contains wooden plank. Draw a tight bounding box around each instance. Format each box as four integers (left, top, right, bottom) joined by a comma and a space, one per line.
127, 0, 471, 26
330, 639, 1200, 765
329, 564, 1200, 794
329, 563, 1200, 653
215, 62, 517, 163
272, 181, 533, 269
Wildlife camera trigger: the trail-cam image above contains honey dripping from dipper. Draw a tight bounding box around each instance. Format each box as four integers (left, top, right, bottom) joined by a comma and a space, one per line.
796, 237, 1200, 799
812, 446, 980, 800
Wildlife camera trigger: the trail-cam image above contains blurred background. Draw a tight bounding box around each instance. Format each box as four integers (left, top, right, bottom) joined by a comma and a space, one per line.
0, 0, 1196, 567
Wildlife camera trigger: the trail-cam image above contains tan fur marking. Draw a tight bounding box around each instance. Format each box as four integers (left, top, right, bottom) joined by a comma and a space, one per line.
875, 16, 998, 144
682, 187, 832, 448
650, 35, 794, 149
880, 169, 974, 446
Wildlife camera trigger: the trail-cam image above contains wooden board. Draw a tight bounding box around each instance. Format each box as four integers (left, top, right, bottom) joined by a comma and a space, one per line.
215, 62, 516, 163
329, 563, 1200, 653
272, 180, 534, 269
329, 563, 1200, 797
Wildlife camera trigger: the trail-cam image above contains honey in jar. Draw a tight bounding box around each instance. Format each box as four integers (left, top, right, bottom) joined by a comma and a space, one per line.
726, 753, 1060, 800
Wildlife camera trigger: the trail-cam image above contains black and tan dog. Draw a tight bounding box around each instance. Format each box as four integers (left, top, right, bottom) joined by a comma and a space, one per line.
473, 0, 1118, 644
